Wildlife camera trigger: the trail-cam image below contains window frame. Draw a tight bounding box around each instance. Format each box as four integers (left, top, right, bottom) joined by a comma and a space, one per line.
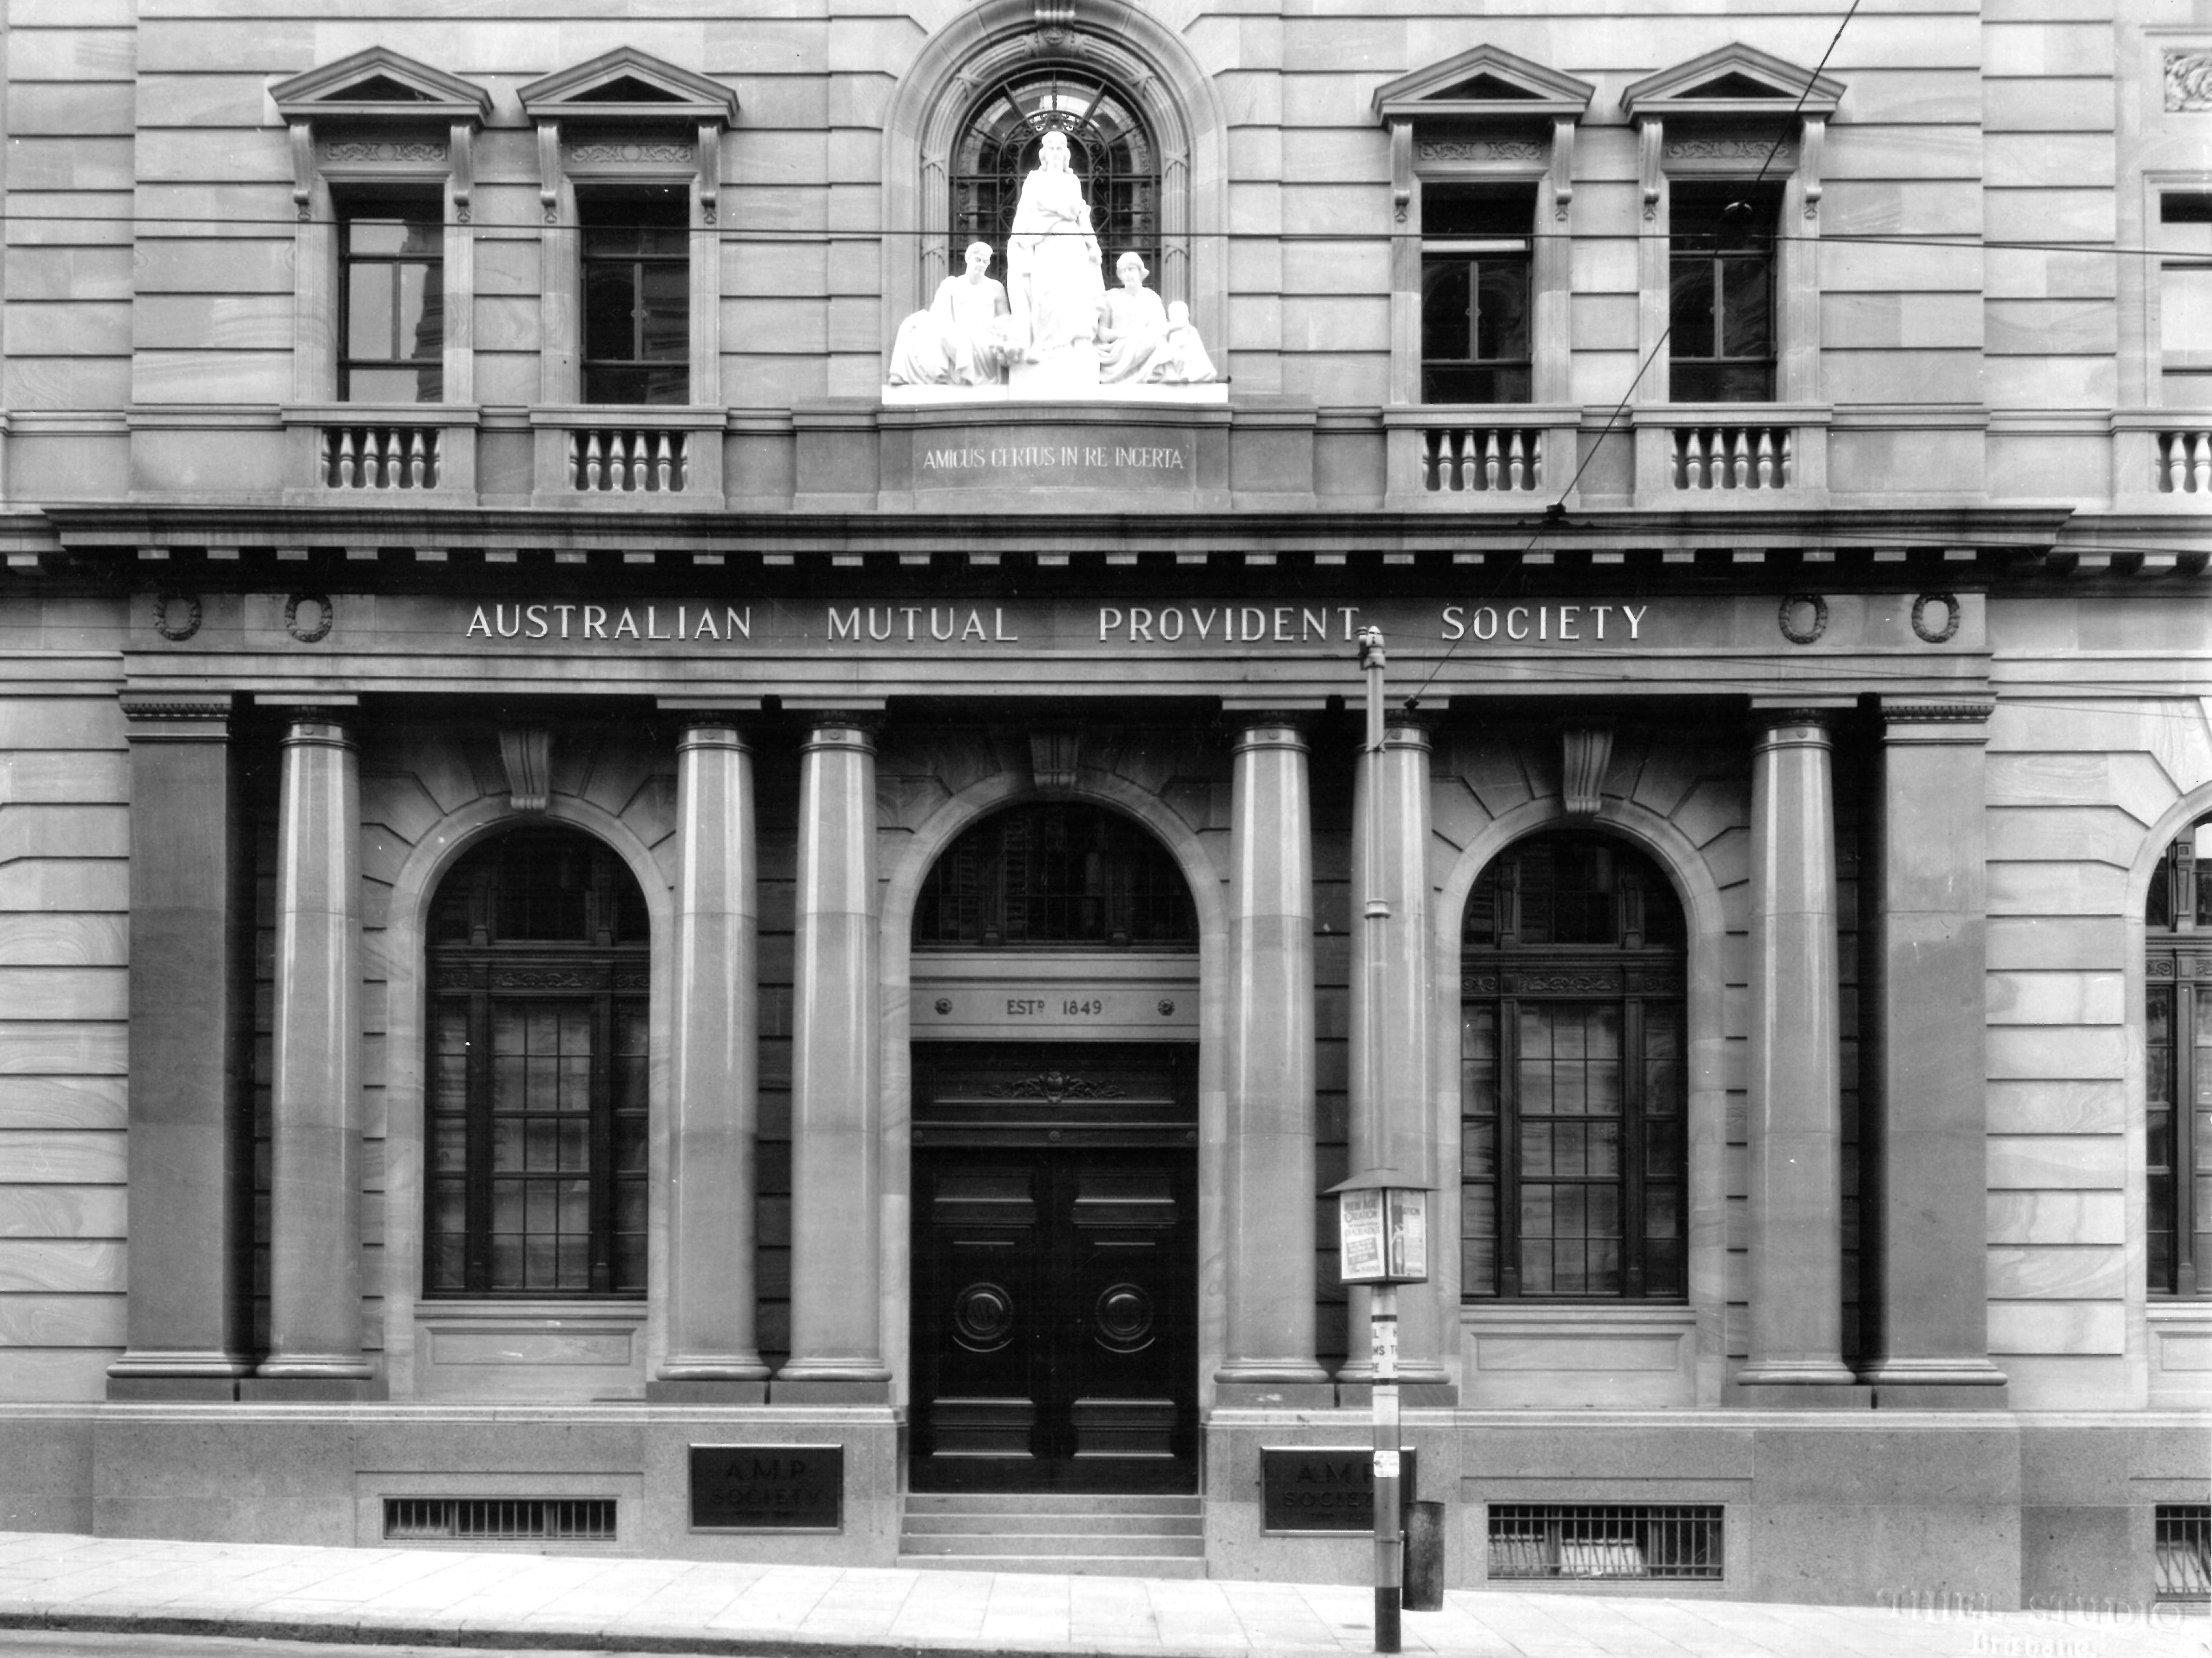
1666, 179, 1782, 404
2154, 189, 2212, 410
423, 829, 651, 1301
913, 803, 1198, 951
1459, 833, 1690, 1304
578, 186, 692, 406
337, 192, 448, 403
1419, 182, 1537, 404
2146, 815, 2212, 1298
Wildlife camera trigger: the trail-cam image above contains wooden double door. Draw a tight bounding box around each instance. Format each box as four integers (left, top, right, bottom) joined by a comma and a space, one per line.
910, 1044, 1197, 1493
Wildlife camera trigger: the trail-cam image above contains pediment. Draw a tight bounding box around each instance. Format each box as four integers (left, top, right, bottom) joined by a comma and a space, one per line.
518, 48, 738, 125
271, 46, 491, 124
1622, 45, 1842, 120
1373, 45, 1595, 124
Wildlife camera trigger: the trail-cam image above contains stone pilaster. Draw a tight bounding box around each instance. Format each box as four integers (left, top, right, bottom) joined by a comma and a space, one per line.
1215, 720, 1332, 1405
254, 715, 373, 1396
1341, 718, 1452, 1402
1860, 699, 2007, 1404
777, 717, 891, 1402
1738, 710, 1856, 1395
651, 724, 769, 1401
107, 697, 253, 1399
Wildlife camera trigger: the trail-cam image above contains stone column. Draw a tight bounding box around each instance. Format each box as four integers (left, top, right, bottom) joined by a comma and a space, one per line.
1340, 718, 1451, 1401
777, 717, 891, 1401
255, 714, 373, 1396
651, 724, 769, 1401
107, 696, 253, 1399
1216, 721, 1333, 1405
1739, 710, 1855, 1394
1860, 699, 2007, 1403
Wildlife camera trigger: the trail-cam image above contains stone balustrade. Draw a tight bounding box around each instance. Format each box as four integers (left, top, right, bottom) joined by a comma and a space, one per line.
568, 428, 689, 493
1420, 424, 1546, 493
1671, 423, 1795, 491
2156, 427, 2212, 495
321, 423, 442, 491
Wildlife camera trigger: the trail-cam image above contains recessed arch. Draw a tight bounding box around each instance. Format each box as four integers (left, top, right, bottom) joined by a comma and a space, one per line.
1431, 797, 1731, 1401
376, 792, 675, 1397
880, 0, 1229, 368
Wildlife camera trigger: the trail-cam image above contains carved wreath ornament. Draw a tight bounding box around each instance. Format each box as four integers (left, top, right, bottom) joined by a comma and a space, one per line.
2165, 51, 2212, 112
152, 593, 202, 641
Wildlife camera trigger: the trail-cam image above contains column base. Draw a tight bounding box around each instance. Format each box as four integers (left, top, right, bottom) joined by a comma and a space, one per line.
770, 1377, 893, 1404
1211, 1380, 1338, 1408
1731, 1376, 1872, 1409
239, 1375, 384, 1402
1335, 1380, 1458, 1408
1861, 1358, 2009, 1409
106, 1376, 242, 1402
647, 1378, 770, 1404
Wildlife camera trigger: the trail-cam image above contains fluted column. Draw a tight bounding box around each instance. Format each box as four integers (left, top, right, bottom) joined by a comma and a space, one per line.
1216, 721, 1332, 1405
1860, 699, 2007, 1402
1739, 711, 1855, 1393
777, 717, 891, 1401
1341, 718, 1451, 1400
256, 714, 372, 1396
651, 724, 769, 1401
108, 696, 253, 1399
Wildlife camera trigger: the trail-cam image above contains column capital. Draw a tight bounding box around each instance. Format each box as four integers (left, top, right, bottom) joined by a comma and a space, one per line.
1230, 717, 1310, 753
799, 712, 881, 749
119, 694, 233, 741
1878, 697, 1994, 739
277, 713, 356, 749
676, 721, 751, 752
1749, 709, 1841, 750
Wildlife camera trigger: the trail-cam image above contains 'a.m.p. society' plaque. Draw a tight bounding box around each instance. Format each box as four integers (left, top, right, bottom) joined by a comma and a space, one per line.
688, 1444, 844, 1531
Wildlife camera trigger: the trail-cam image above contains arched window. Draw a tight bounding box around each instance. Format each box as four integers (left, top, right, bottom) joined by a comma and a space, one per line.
2146, 814, 2212, 1297
425, 828, 649, 1297
950, 66, 1158, 295
914, 804, 1195, 948
1460, 832, 1687, 1300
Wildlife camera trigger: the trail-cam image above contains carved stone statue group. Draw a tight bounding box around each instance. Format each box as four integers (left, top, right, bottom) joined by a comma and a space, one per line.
888, 129, 1215, 392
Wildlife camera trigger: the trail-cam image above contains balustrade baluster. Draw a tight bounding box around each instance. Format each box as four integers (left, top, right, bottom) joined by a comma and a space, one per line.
1756, 429, 1776, 489
1781, 429, 1796, 487
1687, 428, 1706, 489
1421, 429, 1441, 492
408, 431, 427, 489
1528, 430, 1542, 490
656, 432, 674, 492
1729, 429, 1749, 489
336, 429, 357, 489
1506, 429, 1526, 492
1444, 429, 1463, 491
2193, 432, 2211, 494
585, 431, 604, 491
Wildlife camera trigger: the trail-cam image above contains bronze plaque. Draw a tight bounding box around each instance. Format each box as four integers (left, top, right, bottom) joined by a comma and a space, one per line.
688, 1444, 843, 1531
1261, 1445, 1417, 1533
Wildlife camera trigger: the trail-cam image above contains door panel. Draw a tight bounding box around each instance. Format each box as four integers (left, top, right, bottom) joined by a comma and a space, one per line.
913, 1145, 1195, 1493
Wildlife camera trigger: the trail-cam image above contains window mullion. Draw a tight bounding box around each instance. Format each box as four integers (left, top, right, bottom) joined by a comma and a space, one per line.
2180, 979, 2199, 1298
1624, 995, 1647, 1299
465, 976, 492, 1295
1500, 995, 1522, 1299
589, 980, 615, 1294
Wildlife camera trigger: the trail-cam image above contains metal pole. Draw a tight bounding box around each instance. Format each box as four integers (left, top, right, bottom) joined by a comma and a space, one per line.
1357, 626, 1401, 1655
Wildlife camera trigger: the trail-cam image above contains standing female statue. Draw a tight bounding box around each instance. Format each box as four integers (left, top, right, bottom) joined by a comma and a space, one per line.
1004, 129, 1105, 380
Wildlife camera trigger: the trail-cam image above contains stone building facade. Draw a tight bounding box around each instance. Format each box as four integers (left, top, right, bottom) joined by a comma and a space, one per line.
0, 0, 2206, 1610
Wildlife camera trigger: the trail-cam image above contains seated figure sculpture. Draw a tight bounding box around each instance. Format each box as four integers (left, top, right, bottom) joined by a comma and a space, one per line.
1095, 253, 1218, 386
887, 241, 1012, 387
1004, 129, 1107, 388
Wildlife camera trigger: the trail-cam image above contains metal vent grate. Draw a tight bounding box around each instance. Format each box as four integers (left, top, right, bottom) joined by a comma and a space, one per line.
1487, 1503, 1723, 1581
2156, 1505, 2210, 1600
383, 1497, 617, 1543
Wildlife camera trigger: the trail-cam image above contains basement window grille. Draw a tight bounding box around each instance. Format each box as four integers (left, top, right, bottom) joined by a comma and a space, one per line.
1487, 1503, 1723, 1581
383, 1497, 617, 1543
2156, 1505, 2210, 1601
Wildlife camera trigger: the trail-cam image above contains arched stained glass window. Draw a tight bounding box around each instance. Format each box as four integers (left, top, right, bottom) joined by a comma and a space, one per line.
915, 804, 1195, 949
426, 828, 649, 1298
1461, 832, 1688, 1302
950, 66, 1159, 296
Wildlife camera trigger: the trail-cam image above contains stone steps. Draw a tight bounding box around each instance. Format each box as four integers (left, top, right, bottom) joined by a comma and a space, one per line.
898, 1492, 1207, 1577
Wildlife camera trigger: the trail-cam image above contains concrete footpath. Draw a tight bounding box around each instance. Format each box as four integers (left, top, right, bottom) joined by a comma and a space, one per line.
0, 1531, 2202, 1658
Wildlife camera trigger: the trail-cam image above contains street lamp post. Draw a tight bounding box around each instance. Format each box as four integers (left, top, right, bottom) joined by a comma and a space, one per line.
1336, 625, 1431, 1655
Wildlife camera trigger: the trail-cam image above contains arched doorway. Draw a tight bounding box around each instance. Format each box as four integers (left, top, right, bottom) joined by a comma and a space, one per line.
1459, 830, 1690, 1303
907, 803, 1200, 1493
423, 827, 649, 1298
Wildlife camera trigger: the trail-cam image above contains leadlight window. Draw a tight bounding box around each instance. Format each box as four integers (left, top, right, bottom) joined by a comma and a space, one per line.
581, 188, 688, 404
2146, 815, 2212, 1296
1462, 833, 1687, 1300
426, 828, 649, 1297
1669, 180, 1780, 402
950, 66, 1157, 297
340, 196, 443, 401
1420, 184, 1533, 404
914, 804, 1195, 949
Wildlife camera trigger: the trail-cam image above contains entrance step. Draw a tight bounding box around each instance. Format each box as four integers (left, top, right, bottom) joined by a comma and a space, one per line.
898, 1492, 1206, 1578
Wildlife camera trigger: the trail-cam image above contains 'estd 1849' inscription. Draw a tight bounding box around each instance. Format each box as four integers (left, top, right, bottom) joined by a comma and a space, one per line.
689, 1444, 843, 1531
